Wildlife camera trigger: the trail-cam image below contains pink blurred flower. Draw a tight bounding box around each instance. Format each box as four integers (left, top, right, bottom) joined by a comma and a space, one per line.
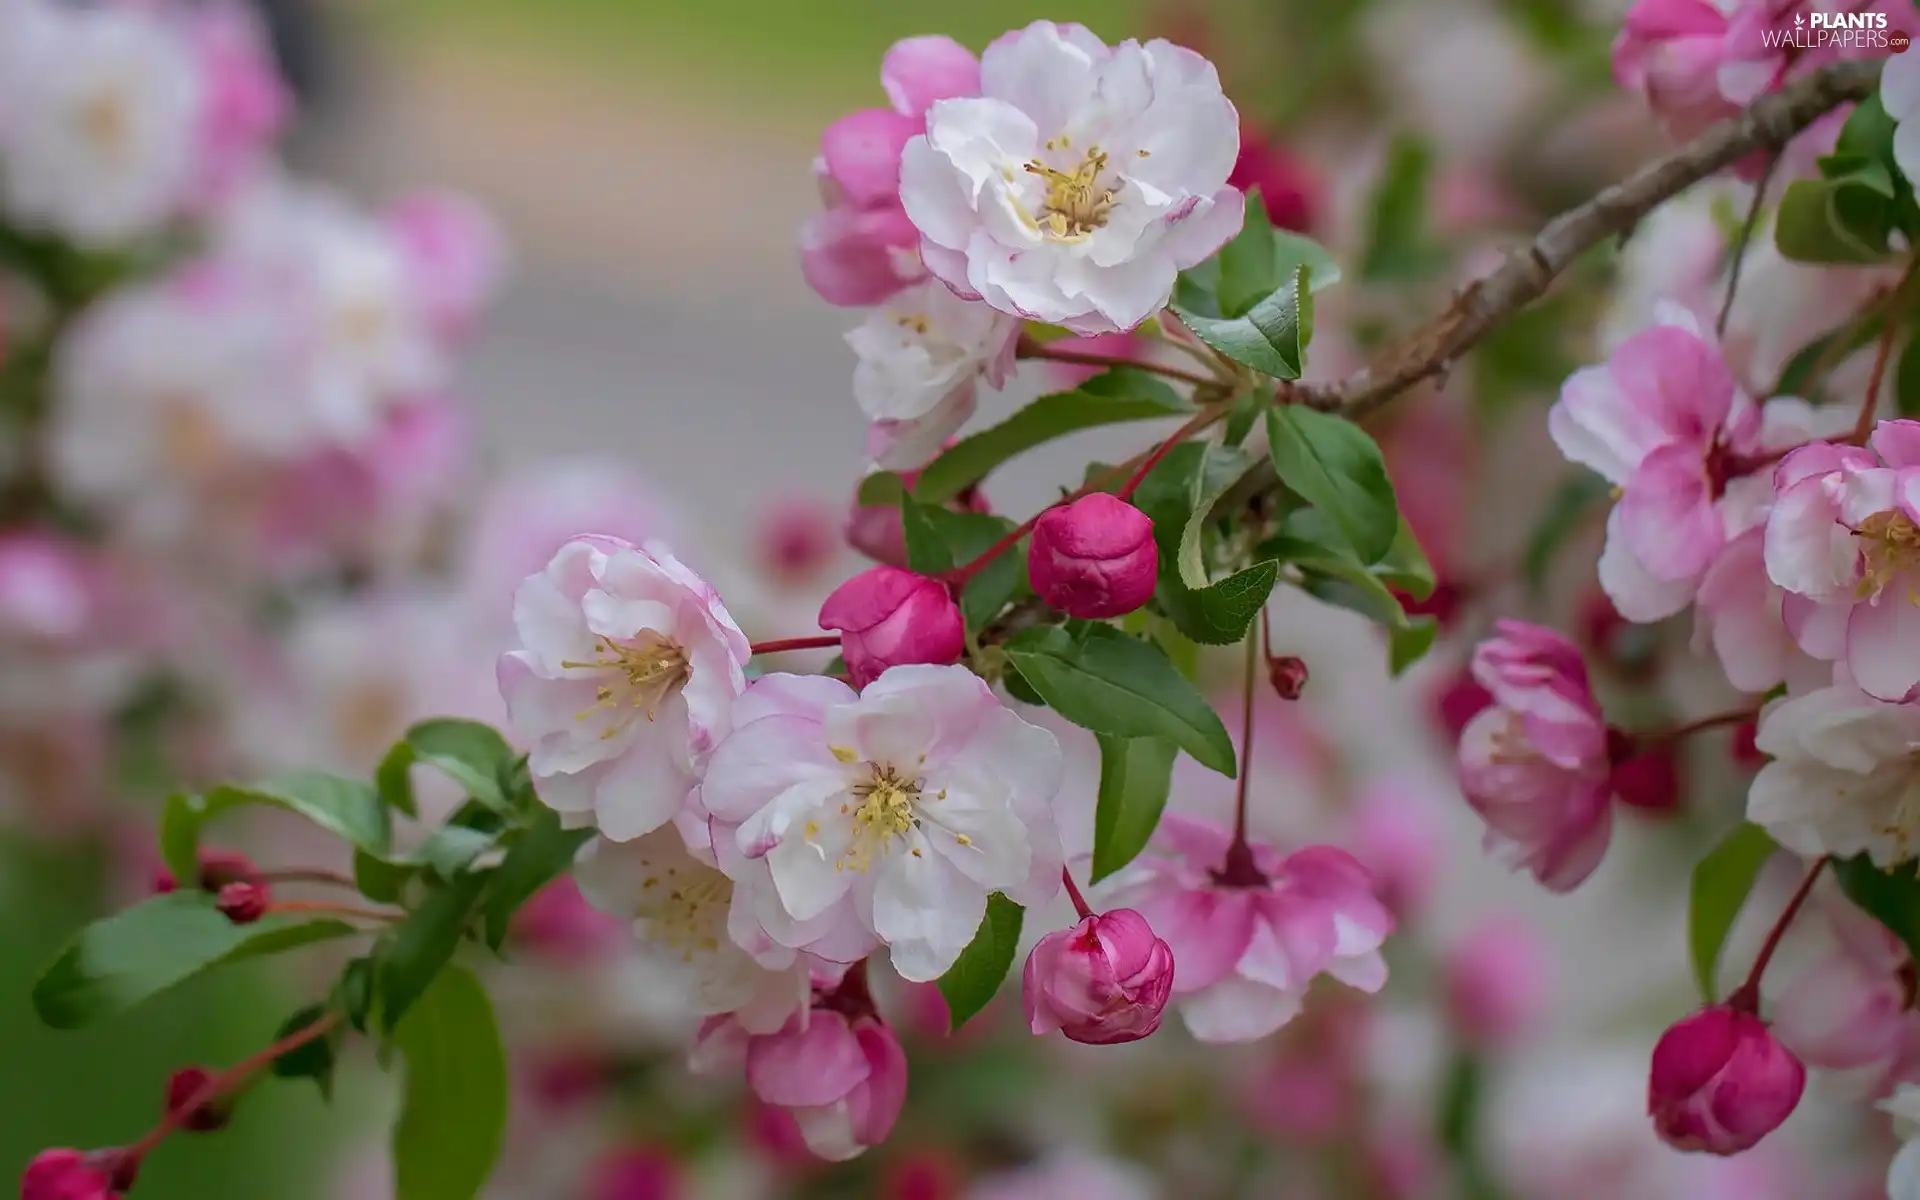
512, 877, 625, 961
182, 2, 287, 209
701, 1010, 910, 1162
1443, 917, 1554, 1049
384, 191, 506, 346
1230, 128, 1318, 233
1114, 816, 1392, 1043
586, 1147, 680, 1200
756, 496, 841, 585
1343, 779, 1443, 920
1022, 908, 1174, 1045
1648, 1004, 1805, 1155
1612, 0, 1739, 140
1773, 896, 1917, 1073
801, 36, 979, 306
817, 567, 965, 688
1456, 621, 1614, 891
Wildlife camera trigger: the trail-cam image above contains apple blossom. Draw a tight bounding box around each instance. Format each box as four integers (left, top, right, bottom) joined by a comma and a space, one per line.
1648, 1004, 1805, 1155
1442, 917, 1552, 1050
384, 190, 507, 346
702, 665, 1064, 981
817, 566, 965, 688
574, 827, 813, 1032
1455, 620, 1615, 892
498, 536, 750, 842
801, 36, 980, 306
847, 279, 1018, 469
1022, 908, 1174, 1044
1765, 424, 1920, 702
1771, 896, 1917, 1072
898, 20, 1244, 334
180, 1, 287, 210
695, 1008, 909, 1162
1113, 816, 1392, 1043
1027, 494, 1159, 619
1611, 0, 1738, 139
1748, 682, 1920, 867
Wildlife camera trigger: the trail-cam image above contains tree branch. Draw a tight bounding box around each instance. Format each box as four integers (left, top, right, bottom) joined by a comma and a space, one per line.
1293, 57, 1882, 419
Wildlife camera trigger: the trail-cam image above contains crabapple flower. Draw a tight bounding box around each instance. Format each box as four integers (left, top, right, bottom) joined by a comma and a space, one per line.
702, 666, 1064, 981
1611, 0, 1737, 140
1882, 1084, 1920, 1200
0, 4, 203, 248
1648, 1004, 1805, 1156
1747, 682, 1920, 867
802, 36, 980, 306
817, 567, 965, 688
1027, 494, 1158, 619
20, 1149, 117, 1200
385, 190, 507, 346
1442, 917, 1552, 1050
695, 1010, 909, 1162
1455, 621, 1614, 892
899, 20, 1244, 334
498, 536, 750, 841
181, 2, 288, 209
1022, 908, 1174, 1044
847, 280, 1017, 469
574, 828, 812, 1033
1771, 897, 1916, 1072
1113, 816, 1392, 1043
1550, 304, 1767, 622
1887, 52, 1920, 191
1765, 424, 1920, 703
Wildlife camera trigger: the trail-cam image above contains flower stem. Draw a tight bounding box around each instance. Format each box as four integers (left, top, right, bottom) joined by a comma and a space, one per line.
120, 1012, 342, 1172
1852, 301, 1902, 445
253, 869, 359, 891
1636, 707, 1758, 748
750, 634, 840, 656
1716, 150, 1781, 339
1726, 856, 1830, 1014
266, 900, 400, 923
1017, 340, 1224, 389
1211, 625, 1267, 889
1061, 868, 1094, 920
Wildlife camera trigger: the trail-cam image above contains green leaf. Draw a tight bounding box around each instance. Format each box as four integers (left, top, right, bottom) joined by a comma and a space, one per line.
483, 813, 594, 951
1374, 517, 1437, 601
392, 967, 508, 1200
414, 826, 500, 881
1775, 161, 1897, 264
897, 498, 1025, 631
1832, 854, 1920, 966
1004, 622, 1236, 776
164, 773, 391, 885
375, 742, 421, 819
400, 720, 517, 812
1172, 205, 1341, 379
1157, 561, 1280, 646
855, 471, 906, 508
270, 1004, 339, 1100
1090, 736, 1178, 883
910, 368, 1191, 505
937, 894, 1024, 1030
1265, 406, 1399, 564
1388, 616, 1439, 676
1175, 444, 1258, 590
33, 893, 355, 1029
379, 872, 490, 1032
899, 493, 956, 574
1687, 823, 1778, 1002
1362, 136, 1443, 281
1216, 190, 1288, 317
354, 850, 417, 905
1523, 473, 1612, 595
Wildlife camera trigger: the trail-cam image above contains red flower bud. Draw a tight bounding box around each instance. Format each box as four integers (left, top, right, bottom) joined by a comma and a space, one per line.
1730, 718, 1765, 770
818, 566, 964, 688
1022, 909, 1174, 1045
165, 1067, 228, 1133
215, 880, 270, 925
1027, 494, 1157, 619
1268, 655, 1308, 700
196, 849, 258, 892
1648, 1005, 1804, 1155
20, 1149, 119, 1200
1612, 744, 1682, 814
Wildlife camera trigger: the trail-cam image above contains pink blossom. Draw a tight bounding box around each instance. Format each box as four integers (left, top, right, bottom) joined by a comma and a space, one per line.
1612, 0, 1738, 140
384, 191, 505, 346
511, 877, 625, 962
1343, 778, 1444, 920
181, 2, 287, 210
755, 496, 841, 584
1443, 917, 1554, 1049
586, 1147, 680, 1200
0, 533, 96, 645
817, 567, 965, 688
1772, 896, 1916, 1073
20, 1149, 117, 1200
1022, 908, 1174, 1044
1765, 423, 1920, 701
1230, 127, 1318, 234
1112, 816, 1392, 1043
801, 36, 979, 306
1648, 1004, 1805, 1155
1456, 620, 1615, 892
961, 1156, 1156, 1200
700, 1010, 910, 1162
1027, 494, 1158, 619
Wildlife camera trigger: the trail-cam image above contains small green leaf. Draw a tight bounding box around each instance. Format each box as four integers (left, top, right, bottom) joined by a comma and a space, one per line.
1374, 517, 1436, 601
1362, 136, 1443, 281
1687, 823, 1779, 1002
375, 742, 420, 818
270, 1004, 339, 1099
1389, 616, 1439, 676
483, 813, 594, 951
1172, 208, 1341, 380
392, 967, 508, 1200
855, 471, 906, 508
1265, 406, 1399, 564
898, 498, 1025, 631
1775, 162, 1897, 264
899, 494, 955, 574
1523, 474, 1612, 595
354, 850, 417, 905
33, 893, 355, 1029
1158, 561, 1280, 646
936, 894, 1024, 1030
1004, 622, 1236, 777
165, 773, 392, 884
1832, 854, 1920, 966
401, 720, 517, 812
1091, 736, 1178, 883
336, 957, 376, 1033
911, 368, 1191, 505
1175, 444, 1258, 590
414, 827, 499, 881
379, 872, 490, 1032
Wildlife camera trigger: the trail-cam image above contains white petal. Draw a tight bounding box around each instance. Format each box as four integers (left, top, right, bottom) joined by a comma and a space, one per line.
1178, 976, 1304, 1044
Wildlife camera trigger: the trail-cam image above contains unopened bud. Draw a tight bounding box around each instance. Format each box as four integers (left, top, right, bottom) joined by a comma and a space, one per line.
215, 880, 269, 925
1268, 655, 1308, 700
1027, 493, 1158, 619
818, 566, 964, 688
20, 1148, 120, 1200
1648, 1005, 1804, 1155
1022, 909, 1174, 1045
165, 1068, 228, 1133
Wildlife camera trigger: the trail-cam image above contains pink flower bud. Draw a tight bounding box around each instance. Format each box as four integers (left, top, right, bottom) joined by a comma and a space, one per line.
215, 880, 269, 925
1229, 129, 1319, 234
1027, 494, 1157, 619
1023, 909, 1174, 1045
20, 1149, 118, 1200
745, 1012, 908, 1162
1611, 743, 1682, 814
587, 1146, 681, 1200
1648, 1005, 1805, 1155
1730, 718, 1764, 770
1267, 655, 1308, 700
196, 849, 258, 892
165, 1068, 227, 1133
818, 567, 964, 688
757, 497, 840, 584
1442, 918, 1552, 1050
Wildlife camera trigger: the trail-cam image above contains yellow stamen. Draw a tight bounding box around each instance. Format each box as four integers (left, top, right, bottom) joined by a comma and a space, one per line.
838, 764, 922, 873
1023, 147, 1116, 243
560, 631, 690, 724
1854, 510, 1920, 602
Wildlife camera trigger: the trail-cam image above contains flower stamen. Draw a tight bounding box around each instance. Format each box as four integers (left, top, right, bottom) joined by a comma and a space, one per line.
1024, 147, 1115, 243
1853, 510, 1920, 602
561, 631, 691, 728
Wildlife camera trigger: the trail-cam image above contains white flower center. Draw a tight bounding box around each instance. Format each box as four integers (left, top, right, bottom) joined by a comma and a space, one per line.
1022, 140, 1122, 243
636, 860, 729, 963
561, 630, 691, 733
1855, 509, 1920, 602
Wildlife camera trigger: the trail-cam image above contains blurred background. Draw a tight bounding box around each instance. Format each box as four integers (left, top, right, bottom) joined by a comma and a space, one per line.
4, 0, 1890, 1197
